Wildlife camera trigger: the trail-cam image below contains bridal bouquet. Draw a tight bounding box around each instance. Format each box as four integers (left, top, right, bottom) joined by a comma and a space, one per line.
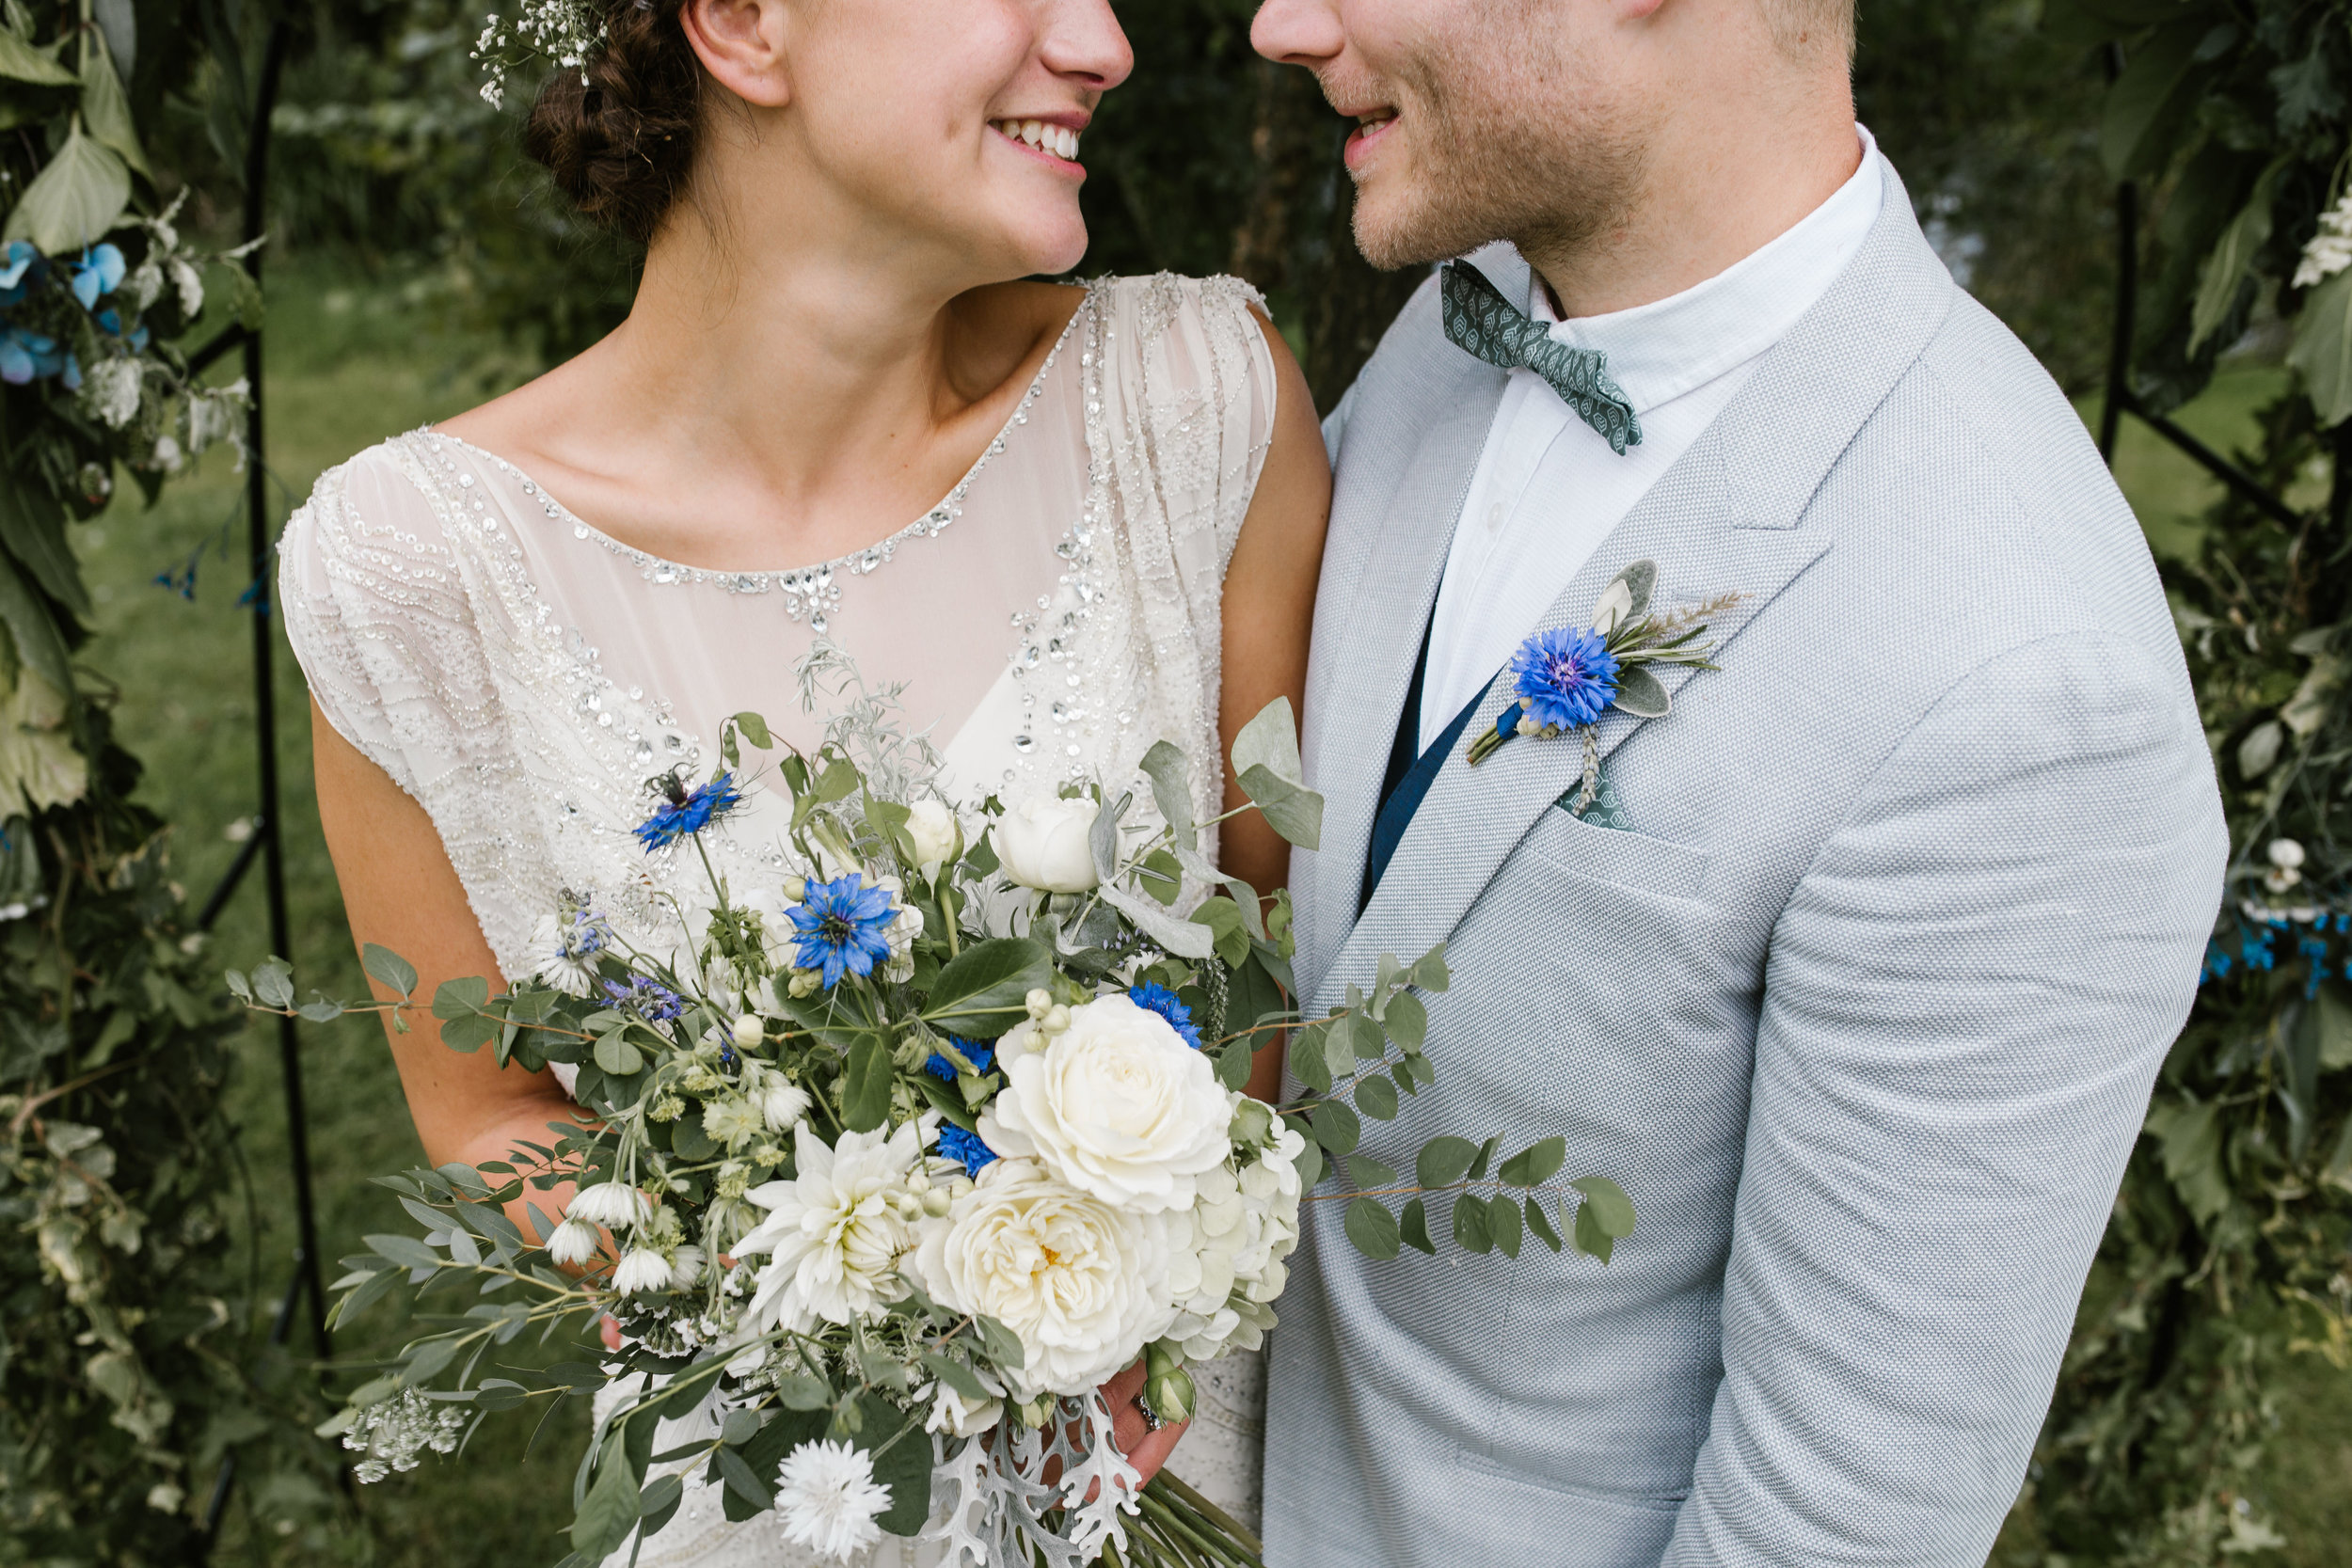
233, 658, 1636, 1568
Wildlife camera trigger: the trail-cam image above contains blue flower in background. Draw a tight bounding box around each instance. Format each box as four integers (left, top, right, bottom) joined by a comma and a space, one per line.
787, 873, 898, 989
633, 771, 742, 851
0, 327, 67, 386
1502, 626, 1621, 739
69, 243, 124, 309
95, 309, 150, 351
1129, 982, 1203, 1050
924, 1037, 996, 1082
0, 241, 39, 308
602, 974, 685, 1022
937, 1123, 997, 1178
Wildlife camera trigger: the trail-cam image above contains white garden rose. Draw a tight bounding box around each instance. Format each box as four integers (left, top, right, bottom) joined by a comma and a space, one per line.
904, 799, 962, 866
991, 796, 1101, 893
734, 1121, 929, 1333
978, 993, 1231, 1212
912, 1158, 1175, 1398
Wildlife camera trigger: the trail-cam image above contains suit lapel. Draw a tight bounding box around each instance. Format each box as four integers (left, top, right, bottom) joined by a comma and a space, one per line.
1295, 257, 1517, 990
1312, 163, 1958, 1006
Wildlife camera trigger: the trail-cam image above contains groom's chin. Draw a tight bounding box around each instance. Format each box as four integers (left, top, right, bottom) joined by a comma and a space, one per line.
1347, 174, 1495, 274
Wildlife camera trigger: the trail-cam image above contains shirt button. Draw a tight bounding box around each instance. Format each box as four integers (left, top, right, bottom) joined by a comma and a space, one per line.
1486, 502, 1506, 530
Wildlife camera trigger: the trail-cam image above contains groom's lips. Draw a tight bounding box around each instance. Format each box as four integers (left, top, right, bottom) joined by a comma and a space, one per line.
1343, 108, 1400, 171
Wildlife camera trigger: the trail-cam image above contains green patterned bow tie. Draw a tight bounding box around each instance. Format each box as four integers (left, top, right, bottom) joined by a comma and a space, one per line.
1441, 261, 1643, 455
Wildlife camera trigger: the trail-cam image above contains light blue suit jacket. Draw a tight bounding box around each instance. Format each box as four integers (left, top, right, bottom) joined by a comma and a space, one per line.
1263, 160, 2226, 1567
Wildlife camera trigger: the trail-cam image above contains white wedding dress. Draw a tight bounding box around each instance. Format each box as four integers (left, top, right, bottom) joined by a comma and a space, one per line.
278, 274, 1279, 1565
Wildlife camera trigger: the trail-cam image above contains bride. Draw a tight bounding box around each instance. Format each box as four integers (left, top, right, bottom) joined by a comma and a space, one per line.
278, 0, 1328, 1560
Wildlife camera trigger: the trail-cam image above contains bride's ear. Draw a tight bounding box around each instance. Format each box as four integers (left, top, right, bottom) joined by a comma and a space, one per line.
679, 0, 795, 109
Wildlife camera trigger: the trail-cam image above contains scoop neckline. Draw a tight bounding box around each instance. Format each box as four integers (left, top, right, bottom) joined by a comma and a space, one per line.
423, 288, 1090, 585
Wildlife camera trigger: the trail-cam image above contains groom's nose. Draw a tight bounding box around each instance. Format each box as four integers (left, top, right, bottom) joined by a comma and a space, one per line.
1250, 0, 1345, 67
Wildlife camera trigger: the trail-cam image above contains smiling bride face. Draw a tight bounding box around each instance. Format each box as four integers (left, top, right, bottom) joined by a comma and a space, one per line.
525, 0, 1133, 284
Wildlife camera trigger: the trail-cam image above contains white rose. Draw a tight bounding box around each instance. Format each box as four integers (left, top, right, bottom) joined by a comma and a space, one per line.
905, 800, 962, 867
992, 797, 1101, 893
912, 1158, 1174, 1398
979, 994, 1231, 1213
733, 1121, 928, 1332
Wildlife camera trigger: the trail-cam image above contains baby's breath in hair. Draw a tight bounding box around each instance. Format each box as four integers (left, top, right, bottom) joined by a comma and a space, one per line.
473, 0, 610, 106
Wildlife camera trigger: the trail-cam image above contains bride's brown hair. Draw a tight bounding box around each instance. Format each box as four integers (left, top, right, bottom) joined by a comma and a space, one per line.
522, 1, 703, 245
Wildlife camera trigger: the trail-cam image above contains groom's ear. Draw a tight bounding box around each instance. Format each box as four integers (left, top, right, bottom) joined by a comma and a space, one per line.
680, 0, 796, 110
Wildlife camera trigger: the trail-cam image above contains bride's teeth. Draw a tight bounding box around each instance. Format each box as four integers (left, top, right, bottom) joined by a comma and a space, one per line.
993, 119, 1081, 162
1021, 119, 1043, 148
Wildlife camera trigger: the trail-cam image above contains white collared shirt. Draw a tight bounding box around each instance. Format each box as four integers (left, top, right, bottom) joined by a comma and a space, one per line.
1418, 125, 1887, 751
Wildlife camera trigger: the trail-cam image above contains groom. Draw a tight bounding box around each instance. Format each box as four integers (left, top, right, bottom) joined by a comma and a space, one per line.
1249, 1, 2226, 1565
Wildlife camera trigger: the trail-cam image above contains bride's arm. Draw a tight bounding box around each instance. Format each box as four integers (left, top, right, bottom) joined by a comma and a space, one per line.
1218, 310, 1331, 1104
310, 699, 583, 1236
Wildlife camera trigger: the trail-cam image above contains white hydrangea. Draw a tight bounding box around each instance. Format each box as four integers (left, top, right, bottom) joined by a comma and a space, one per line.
79, 356, 140, 429
734, 1121, 928, 1333
773, 1438, 892, 1561
1160, 1114, 1305, 1362
2298, 188, 2352, 289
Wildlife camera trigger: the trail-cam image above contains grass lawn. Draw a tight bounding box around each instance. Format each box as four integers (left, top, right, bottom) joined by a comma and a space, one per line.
71, 258, 2352, 1564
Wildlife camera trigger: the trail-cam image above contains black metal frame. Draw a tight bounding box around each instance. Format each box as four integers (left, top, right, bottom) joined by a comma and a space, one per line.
183, 18, 328, 1557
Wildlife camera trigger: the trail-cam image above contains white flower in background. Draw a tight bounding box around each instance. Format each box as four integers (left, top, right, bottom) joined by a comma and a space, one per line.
546, 1217, 599, 1267
80, 356, 140, 429
912, 1157, 1175, 1398
869, 875, 925, 982
150, 434, 183, 472
342, 1388, 467, 1483
0, 667, 87, 813
904, 798, 961, 866
702, 1095, 767, 1150
2299, 191, 2352, 288
734, 1121, 927, 1332
167, 255, 204, 319
565, 1180, 651, 1231
1162, 1117, 1305, 1361
993, 796, 1102, 892
752, 1068, 814, 1132
773, 1438, 892, 1561
2267, 837, 2308, 895
521, 900, 610, 996
980, 993, 1231, 1213
612, 1246, 675, 1294
124, 256, 162, 311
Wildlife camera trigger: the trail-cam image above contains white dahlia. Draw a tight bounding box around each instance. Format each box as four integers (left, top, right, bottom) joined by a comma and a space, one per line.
734, 1121, 927, 1333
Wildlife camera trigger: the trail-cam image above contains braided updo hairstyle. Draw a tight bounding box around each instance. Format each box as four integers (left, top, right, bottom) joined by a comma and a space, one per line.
522, 2, 704, 245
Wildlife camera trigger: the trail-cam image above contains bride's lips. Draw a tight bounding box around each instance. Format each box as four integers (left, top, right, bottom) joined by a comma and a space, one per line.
991, 112, 1089, 180
1343, 107, 1399, 171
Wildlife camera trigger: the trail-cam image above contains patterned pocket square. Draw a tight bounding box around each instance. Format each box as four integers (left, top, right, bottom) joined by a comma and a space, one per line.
1556, 764, 1630, 830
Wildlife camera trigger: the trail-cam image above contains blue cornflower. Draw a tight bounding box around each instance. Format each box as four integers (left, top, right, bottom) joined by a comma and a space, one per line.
787, 873, 898, 990
937, 1123, 997, 1178
1129, 982, 1203, 1050
69, 243, 123, 309
602, 974, 686, 1022
924, 1037, 996, 1082
1500, 626, 1621, 741
633, 771, 743, 851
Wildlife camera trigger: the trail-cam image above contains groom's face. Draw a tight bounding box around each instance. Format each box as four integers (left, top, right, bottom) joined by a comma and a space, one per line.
1251, 0, 1651, 270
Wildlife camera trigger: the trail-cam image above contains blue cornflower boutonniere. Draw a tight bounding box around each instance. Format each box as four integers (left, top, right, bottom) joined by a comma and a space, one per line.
1467, 560, 1747, 812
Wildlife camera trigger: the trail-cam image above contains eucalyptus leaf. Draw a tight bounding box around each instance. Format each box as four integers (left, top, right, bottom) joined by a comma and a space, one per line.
4, 123, 129, 253
1232, 696, 1306, 785
1415, 1135, 1478, 1190
364, 943, 419, 1001
1099, 882, 1216, 960
1355, 1072, 1400, 1121
1498, 1136, 1566, 1187
1569, 1175, 1637, 1239
1399, 1196, 1436, 1256
1236, 764, 1325, 850
1310, 1097, 1360, 1156
1344, 1196, 1401, 1259
1138, 738, 1194, 848
1452, 1193, 1493, 1254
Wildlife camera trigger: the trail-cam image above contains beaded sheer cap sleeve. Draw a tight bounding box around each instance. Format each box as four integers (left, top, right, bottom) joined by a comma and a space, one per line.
279, 271, 1275, 986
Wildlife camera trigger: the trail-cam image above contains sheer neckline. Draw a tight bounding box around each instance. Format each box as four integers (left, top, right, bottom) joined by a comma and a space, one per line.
421, 289, 1091, 585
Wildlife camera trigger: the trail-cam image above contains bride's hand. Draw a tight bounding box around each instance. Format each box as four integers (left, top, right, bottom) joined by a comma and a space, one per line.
1098, 1355, 1189, 1489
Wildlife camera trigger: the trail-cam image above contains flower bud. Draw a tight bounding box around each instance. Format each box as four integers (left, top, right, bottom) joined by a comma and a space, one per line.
993, 796, 1102, 893
1026, 989, 1055, 1021
1041, 1005, 1071, 1036
787, 969, 822, 999
1013, 1393, 1056, 1430
1143, 1341, 1195, 1426
780, 874, 808, 902
922, 1186, 953, 1217
730, 1013, 764, 1052
906, 799, 963, 867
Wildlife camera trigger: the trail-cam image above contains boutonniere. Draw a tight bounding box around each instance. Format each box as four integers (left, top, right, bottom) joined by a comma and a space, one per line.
1467, 560, 1747, 813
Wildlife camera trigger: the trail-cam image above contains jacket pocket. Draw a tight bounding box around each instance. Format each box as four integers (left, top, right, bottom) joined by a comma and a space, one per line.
1518, 802, 1711, 902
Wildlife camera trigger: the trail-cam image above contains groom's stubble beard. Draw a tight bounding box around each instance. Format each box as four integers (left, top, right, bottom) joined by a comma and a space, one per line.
1339, 18, 1648, 276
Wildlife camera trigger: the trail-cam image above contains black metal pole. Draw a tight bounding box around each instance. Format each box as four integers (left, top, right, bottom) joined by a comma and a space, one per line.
238, 19, 325, 1358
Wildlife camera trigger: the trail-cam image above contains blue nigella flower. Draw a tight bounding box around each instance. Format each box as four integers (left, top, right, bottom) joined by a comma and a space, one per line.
69, 243, 124, 309
1499, 626, 1622, 742
633, 771, 743, 851
602, 974, 686, 1022
937, 1123, 997, 1178
924, 1037, 996, 1082
787, 873, 898, 990
1129, 982, 1203, 1050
